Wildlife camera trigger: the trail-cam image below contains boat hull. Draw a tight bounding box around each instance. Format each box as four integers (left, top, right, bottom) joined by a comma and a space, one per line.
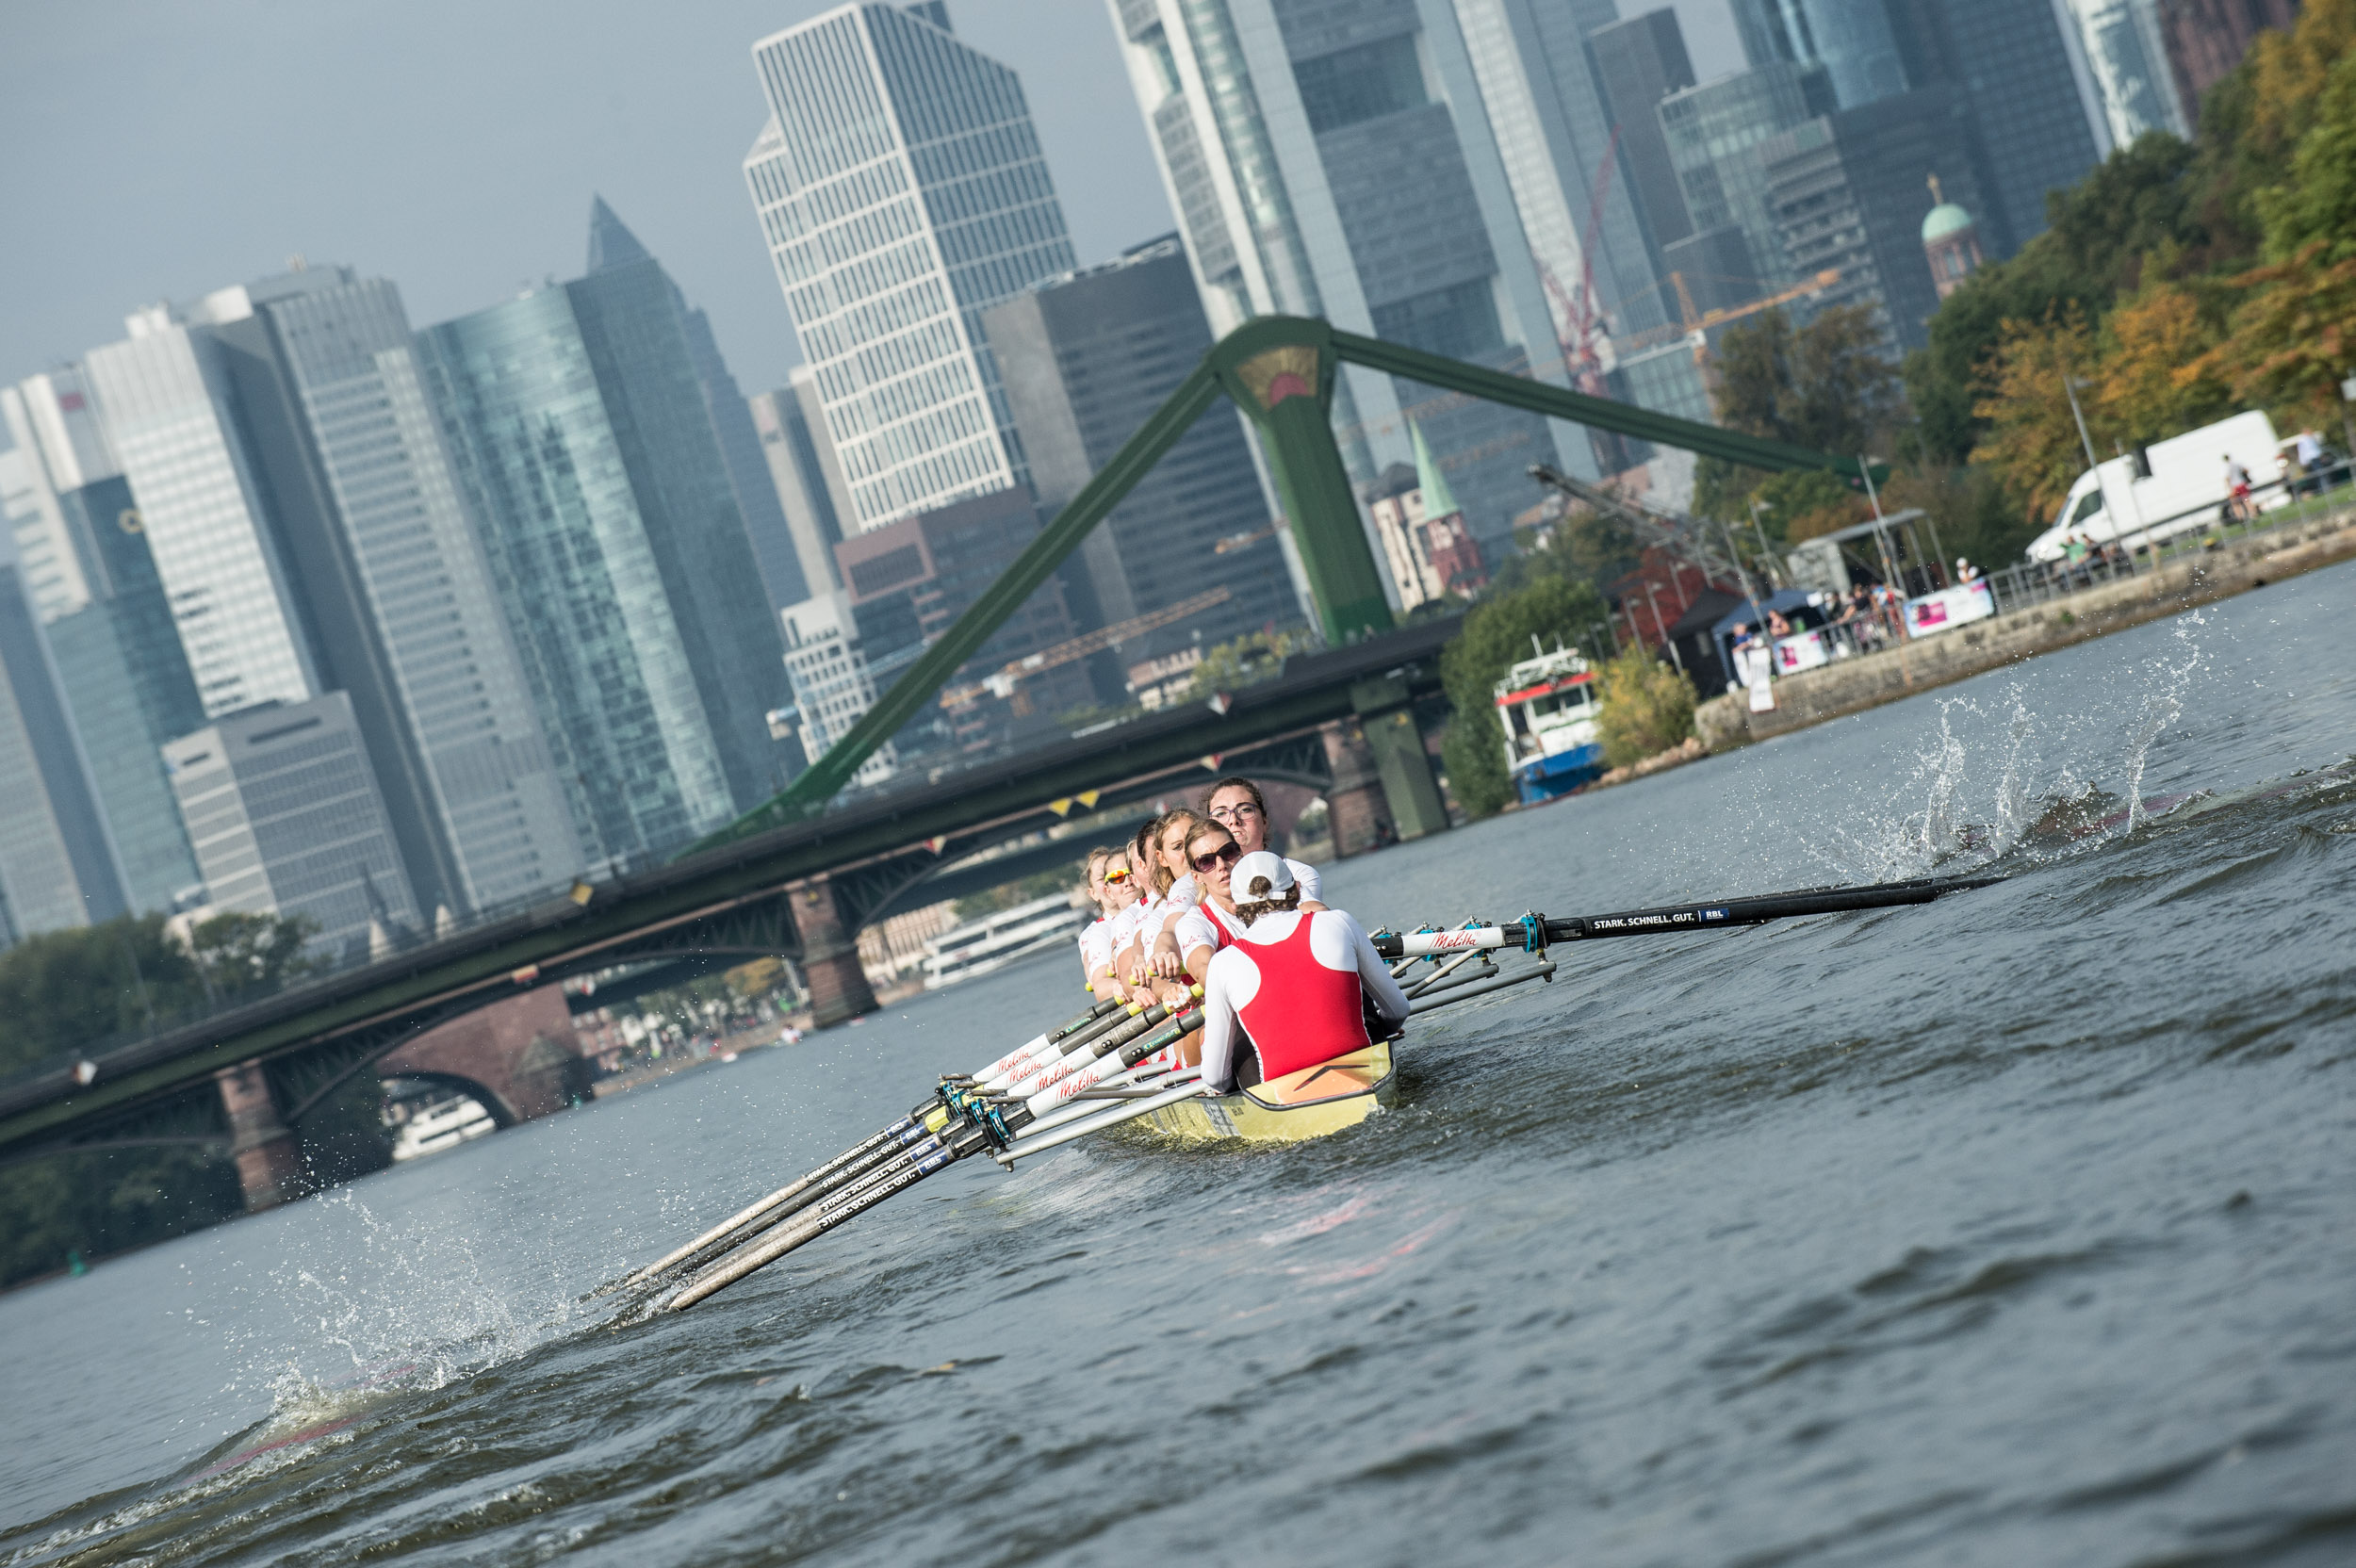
1134, 1040, 1395, 1144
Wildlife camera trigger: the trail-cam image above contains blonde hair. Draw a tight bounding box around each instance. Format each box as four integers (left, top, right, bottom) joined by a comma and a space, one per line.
1137, 808, 1206, 896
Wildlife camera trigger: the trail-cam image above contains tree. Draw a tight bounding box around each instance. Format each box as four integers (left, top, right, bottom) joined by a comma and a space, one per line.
2255, 45, 2356, 263
184, 910, 323, 1004
1972, 302, 2101, 526
2096, 277, 2233, 446
0, 915, 207, 1077
2212, 244, 2356, 421
1182, 629, 1303, 703
1753, 468, 1867, 544
1713, 304, 1904, 458
1437, 576, 1608, 819
1595, 646, 1696, 768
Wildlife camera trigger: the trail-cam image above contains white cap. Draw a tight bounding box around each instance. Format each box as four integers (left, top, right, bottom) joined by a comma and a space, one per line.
1233, 851, 1294, 901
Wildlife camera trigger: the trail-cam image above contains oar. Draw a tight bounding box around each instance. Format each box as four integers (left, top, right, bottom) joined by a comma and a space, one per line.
1369, 873, 2003, 960
599, 995, 1125, 1295
662, 1002, 1213, 1312
621, 996, 1192, 1295
660, 875, 2000, 1309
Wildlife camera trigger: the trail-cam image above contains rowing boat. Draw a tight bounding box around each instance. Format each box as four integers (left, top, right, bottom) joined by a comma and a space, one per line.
1132, 1038, 1396, 1143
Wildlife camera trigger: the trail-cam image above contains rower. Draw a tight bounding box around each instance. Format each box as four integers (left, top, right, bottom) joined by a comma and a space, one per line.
1197, 852, 1409, 1097
1075, 846, 1121, 992
1088, 851, 1141, 1003
1202, 776, 1324, 909
1112, 808, 1206, 999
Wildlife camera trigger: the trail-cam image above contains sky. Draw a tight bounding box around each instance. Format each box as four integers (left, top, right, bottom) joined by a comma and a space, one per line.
0, 0, 1743, 399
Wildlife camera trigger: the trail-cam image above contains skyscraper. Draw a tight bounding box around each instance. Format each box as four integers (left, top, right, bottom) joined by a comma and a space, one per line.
209, 265, 583, 917
0, 560, 127, 942
562, 210, 797, 810
590, 198, 811, 616
744, 4, 1079, 531
1884, 0, 2104, 255
1726, 0, 1910, 108
984, 236, 1304, 680
1659, 61, 1836, 292
2, 376, 205, 916
2065, 0, 2189, 143
1760, 88, 1992, 351
1585, 11, 1698, 261
1113, 0, 1663, 553
162, 693, 419, 963
81, 294, 319, 718
419, 285, 745, 862
749, 370, 852, 605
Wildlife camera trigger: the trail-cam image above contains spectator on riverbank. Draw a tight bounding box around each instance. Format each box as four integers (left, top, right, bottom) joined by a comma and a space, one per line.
1955, 557, 1981, 583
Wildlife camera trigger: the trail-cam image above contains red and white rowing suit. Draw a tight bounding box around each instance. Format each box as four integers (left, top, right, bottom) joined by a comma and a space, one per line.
1198, 908, 1409, 1094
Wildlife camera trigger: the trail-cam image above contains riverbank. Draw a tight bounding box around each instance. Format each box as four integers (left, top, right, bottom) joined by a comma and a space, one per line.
1691, 503, 2356, 753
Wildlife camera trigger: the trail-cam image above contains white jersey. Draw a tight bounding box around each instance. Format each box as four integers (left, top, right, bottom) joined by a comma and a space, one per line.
1076, 917, 1114, 981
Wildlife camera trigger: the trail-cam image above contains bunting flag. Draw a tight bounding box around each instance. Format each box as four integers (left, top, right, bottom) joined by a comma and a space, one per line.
1047, 798, 1073, 817
923, 836, 948, 855
1075, 790, 1101, 809
1199, 754, 1222, 771
1205, 692, 1233, 716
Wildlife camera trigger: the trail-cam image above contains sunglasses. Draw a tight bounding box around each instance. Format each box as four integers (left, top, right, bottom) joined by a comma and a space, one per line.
1189, 841, 1242, 874
1103, 867, 1132, 884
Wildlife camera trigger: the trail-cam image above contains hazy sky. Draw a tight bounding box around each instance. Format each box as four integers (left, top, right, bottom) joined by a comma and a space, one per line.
0, 0, 1742, 398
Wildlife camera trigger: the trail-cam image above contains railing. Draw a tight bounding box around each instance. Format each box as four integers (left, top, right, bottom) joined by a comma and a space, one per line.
1978, 465, 2353, 617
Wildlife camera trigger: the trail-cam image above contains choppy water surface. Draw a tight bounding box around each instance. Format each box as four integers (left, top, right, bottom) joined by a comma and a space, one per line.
6, 564, 2354, 1568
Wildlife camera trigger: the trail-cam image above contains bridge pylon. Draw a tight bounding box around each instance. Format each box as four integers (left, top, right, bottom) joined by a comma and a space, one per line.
788, 875, 879, 1027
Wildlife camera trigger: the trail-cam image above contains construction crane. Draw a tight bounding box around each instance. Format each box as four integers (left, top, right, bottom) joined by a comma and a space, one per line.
1613, 268, 1842, 367
940, 585, 1235, 711
1532, 123, 1624, 399
1528, 463, 1745, 593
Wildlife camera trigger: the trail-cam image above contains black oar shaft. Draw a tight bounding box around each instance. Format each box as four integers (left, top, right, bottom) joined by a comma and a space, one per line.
1551, 874, 2002, 941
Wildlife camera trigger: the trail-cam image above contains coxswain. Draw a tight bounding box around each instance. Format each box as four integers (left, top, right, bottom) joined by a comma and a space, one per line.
1201, 776, 1324, 909
1196, 852, 1408, 1098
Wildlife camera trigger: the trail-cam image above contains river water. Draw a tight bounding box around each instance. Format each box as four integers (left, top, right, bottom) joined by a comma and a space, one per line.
5, 563, 2353, 1567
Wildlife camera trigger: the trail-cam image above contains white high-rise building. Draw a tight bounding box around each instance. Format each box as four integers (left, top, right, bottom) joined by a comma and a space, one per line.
2064, 0, 2187, 146
1107, 0, 1671, 553
744, 3, 1077, 532
81, 292, 319, 719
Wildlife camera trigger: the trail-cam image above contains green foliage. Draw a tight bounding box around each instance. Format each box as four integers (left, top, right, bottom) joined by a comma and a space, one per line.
1713, 304, 1904, 458
1877, 464, 2044, 578
186, 910, 324, 1004
1437, 574, 1608, 819
1183, 629, 1306, 702
1595, 647, 1697, 770
0, 1148, 244, 1290
2259, 49, 2356, 261
1489, 503, 1641, 599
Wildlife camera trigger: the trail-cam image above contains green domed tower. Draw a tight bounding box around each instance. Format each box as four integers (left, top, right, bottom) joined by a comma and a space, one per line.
1922, 174, 1982, 302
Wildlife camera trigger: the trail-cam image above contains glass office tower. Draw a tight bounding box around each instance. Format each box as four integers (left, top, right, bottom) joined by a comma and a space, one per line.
214, 266, 585, 916
80, 295, 319, 718
1110, 0, 1660, 559
745, 4, 1079, 531
1726, 0, 1910, 109
419, 286, 740, 865
1, 378, 204, 917
0, 560, 128, 941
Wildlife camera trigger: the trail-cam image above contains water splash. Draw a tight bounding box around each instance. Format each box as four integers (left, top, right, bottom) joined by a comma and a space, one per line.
2119, 613, 2207, 833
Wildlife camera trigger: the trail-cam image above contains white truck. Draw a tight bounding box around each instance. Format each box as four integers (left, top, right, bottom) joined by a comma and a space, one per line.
2027, 410, 2287, 563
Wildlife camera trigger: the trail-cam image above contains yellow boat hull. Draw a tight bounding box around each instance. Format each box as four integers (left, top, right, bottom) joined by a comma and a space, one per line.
1133, 1040, 1396, 1144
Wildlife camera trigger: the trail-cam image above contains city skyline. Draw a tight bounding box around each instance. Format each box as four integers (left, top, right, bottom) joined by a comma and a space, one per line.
0, 1, 1745, 405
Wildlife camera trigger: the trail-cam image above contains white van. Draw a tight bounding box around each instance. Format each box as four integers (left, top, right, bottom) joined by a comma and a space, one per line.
2027, 410, 2286, 563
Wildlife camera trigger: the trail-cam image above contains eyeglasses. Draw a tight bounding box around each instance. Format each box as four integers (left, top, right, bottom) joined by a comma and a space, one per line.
1189, 841, 1242, 874
1103, 867, 1132, 884
1208, 802, 1262, 823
